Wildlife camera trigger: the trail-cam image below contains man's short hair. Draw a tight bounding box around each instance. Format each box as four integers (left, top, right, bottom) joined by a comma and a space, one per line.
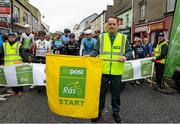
107, 16, 119, 23
95, 30, 100, 33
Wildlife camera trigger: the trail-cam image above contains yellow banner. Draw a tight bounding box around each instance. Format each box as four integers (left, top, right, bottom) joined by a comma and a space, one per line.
46, 55, 103, 119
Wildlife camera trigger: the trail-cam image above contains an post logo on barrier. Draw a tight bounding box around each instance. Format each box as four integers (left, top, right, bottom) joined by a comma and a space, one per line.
0, 58, 154, 87
122, 58, 154, 81
122, 62, 134, 80
59, 66, 86, 106
141, 60, 153, 77
0, 63, 45, 86
16, 65, 33, 85
0, 68, 7, 85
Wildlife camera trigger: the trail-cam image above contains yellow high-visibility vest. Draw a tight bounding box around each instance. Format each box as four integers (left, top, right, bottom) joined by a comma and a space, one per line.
3, 41, 22, 65
154, 41, 168, 64
99, 33, 127, 75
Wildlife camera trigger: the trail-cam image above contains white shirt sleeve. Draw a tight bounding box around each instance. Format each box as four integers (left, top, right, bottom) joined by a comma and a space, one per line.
46, 41, 51, 49
79, 40, 84, 56
31, 34, 35, 43
20, 33, 25, 42
34, 40, 39, 48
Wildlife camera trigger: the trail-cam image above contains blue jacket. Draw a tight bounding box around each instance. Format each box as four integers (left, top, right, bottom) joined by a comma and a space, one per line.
80, 38, 97, 55
0, 34, 3, 54
144, 42, 153, 57
60, 35, 70, 43
134, 44, 147, 59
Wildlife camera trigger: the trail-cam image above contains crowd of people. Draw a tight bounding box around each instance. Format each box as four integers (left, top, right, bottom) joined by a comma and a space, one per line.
0, 24, 101, 97
0, 17, 174, 122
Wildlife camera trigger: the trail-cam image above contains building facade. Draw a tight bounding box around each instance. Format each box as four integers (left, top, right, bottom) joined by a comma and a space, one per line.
14, 0, 42, 33
41, 21, 50, 32
13, 0, 31, 32
0, 0, 43, 33
73, 13, 98, 37
0, 0, 12, 33
132, 0, 176, 45
117, 8, 132, 40
91, 11, 106, 33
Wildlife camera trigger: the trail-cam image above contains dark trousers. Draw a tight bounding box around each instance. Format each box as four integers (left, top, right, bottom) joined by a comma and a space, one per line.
22, 49, 34, 62
12, 87, 23, 93
155, 62, 165, 88
99, 74, 122, 114
35, 57, 45, 64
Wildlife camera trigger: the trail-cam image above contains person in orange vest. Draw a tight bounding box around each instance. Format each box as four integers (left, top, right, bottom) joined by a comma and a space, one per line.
153, 32, 168, 89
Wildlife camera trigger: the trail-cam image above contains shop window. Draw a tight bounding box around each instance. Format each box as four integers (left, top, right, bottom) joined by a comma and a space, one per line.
140, 4, 145, 20
13, 6, 20, 23
167, 0, 176, 12
23, 12, 28, 24
126, 14, 129, 27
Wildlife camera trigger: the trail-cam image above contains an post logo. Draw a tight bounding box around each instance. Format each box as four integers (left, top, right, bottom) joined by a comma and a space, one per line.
59, 66, 86, 106
0, 68, 7, 85
141, 60, 152, 77
16, 65, 33, 85
122, 62, 134, 80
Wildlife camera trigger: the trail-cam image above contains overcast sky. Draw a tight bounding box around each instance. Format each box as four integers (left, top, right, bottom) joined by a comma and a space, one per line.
29, 0, 113, 32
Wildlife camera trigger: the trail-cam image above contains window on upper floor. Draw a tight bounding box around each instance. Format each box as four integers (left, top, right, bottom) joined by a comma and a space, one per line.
126, 14, 129, 27
23, 12, 28, 24
140, 4, 145, 20
167, 0, 176, 12
13, 6, 20, 23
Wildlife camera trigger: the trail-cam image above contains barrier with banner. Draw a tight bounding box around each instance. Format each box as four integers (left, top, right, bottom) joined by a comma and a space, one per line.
0, 63, 45, 87
0, 57, 154, 86
122, 57, 154, 81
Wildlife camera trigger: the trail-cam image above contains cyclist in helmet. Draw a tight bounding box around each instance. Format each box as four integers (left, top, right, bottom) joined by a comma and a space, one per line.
60, 28, 71, 43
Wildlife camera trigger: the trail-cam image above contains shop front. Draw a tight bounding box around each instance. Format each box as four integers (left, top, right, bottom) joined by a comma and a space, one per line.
133, 18, 172, 46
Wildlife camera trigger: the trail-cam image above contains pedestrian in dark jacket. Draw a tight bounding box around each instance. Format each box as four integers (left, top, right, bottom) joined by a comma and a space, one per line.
131, 37, 147, 85
142, 37, 153, 57
132, 37, 147, 59
65, 33, 79, 56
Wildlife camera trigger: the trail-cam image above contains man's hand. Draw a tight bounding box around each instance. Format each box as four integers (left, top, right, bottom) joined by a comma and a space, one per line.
119, 56, 127, 62
152, 57, 156, 62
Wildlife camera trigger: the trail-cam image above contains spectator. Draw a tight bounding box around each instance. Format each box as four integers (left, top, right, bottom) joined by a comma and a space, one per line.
143, 37, 153, 57
65, 33, 79, 56
60, 29, 71, 44
79, 29, 97, 56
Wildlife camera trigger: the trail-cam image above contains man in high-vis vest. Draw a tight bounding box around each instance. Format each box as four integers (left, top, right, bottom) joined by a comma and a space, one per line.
154, 32, 168, 89
89, 17, 133, 123
2, 32, 28, 96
